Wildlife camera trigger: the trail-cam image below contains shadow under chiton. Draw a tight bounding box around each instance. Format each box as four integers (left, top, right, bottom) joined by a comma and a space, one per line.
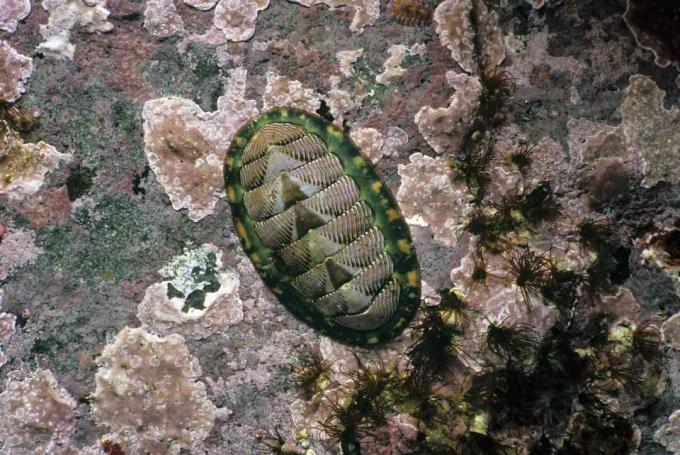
224, 107, 420, 345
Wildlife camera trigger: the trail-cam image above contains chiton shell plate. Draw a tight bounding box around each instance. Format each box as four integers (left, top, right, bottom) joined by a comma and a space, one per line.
225, 108, 420, 345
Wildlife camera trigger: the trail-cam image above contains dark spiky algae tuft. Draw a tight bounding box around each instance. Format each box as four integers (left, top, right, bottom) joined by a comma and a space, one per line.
224, 107, 421, 346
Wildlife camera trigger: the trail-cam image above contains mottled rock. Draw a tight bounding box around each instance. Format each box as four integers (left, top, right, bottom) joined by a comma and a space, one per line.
451, 239, 559, 370
0, 0, 31, 34
214, 0, 270, 42
288, 0, 380, 32
655, 410, 680, 454
350, 127, 384, 163
0, 228, 43, 281
137, 244, 244, 339
0, 310, 15, 368
397, 152, 474, 247
0, 312, 16, 342
433, 0, 505, 74
37, 0, 113, 59
92, 327, 218, 454
619, 74, 680, 187
506, 31, 585, 90
142, 68, 258, 221
0, 369, 77, 454
376, 43, 425, 85
415, 71, 481, 155
624, 0, 680, 68
0, 123, 71, 199
336, 48, 363, 77
184, 0, 219, 10
350, 125, 408, 163
600, 287, 641, 324
663, 312, 680, 350
144, 0, 185, 38
0, 41, 32, 103
263, 70, 321, 112
525, 0, 545, 8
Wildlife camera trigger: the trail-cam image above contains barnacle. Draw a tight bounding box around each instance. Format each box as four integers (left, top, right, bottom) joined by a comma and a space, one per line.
0, 101, 34, 132
438, 287, 469, 327
315, 357, 394, 452
225, 107, 420, 345
476, 65, 515, 130
291, 345, 331, 400
407, 306, 462, 382
506, 142, 533, 171
388, 0, 432, 26
447, 138, 494, 198
629, 320, 665, 367
506, 248, 551, 309
483, 320, 539, 362
255, 425, 302, 455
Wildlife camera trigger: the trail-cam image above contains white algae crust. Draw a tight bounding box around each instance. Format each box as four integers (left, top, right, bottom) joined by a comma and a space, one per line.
0, 369, 77, 454
92, 327, 218, 454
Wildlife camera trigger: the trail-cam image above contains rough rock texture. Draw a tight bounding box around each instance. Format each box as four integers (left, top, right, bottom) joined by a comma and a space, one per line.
0, 369, 77, 454
664, 312, 680, 351
336, 48, 363, 77
263, 70, 321, 112
350, 127, 384, 163
624, 0, 680, 68
619, 75, 680, 188
0, 0, 679, 453
655, 410, 680, 455
37, 0, 113, 59
0, 228, 43, 281
376, 43, 426, 85
0, 41, 32, 102
434, 0, 505, 74
142, 68, 258, 221
137, 243, 244, 339
0, 0, 31, 34
451, 238, 560, 370
288, 0, 380, 32
92, 327, 219, 454
397, 153, 474, 247
144, 0, 185, 38
415, 71, 481, 155
185, 0, 219, 11
0, 298, 16, 368
214, 0, 270, 42
0, 125, 70, 199
525, 0, 545, 9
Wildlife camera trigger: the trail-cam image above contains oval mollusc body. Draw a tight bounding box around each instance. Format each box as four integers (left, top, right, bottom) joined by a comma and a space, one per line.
224, 108, 420, 345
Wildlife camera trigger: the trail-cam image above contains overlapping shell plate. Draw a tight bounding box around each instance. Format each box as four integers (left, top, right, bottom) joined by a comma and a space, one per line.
225, 108, 420, 345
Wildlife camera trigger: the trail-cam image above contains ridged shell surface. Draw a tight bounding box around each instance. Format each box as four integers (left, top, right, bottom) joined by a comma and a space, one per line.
225, 108, 420, 345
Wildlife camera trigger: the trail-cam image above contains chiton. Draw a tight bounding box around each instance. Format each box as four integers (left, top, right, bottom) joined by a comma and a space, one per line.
224, 108, 420, 345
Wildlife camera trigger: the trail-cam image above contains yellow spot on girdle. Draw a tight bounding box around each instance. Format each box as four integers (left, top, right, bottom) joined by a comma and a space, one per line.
326, 124, 343, 138
233, 136, 246, 147
386, 209, 400, 221
100, 271, 114, 281
367, 336, 379, 344
226, 185, 236, 202
407, 271, 418, 287
280, 109, 289, 117
398, 239, 410, 253
235, 220, 251, 249
249, 253, 261, 264
353, 156, 365, 166
371, 181, 383, 192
